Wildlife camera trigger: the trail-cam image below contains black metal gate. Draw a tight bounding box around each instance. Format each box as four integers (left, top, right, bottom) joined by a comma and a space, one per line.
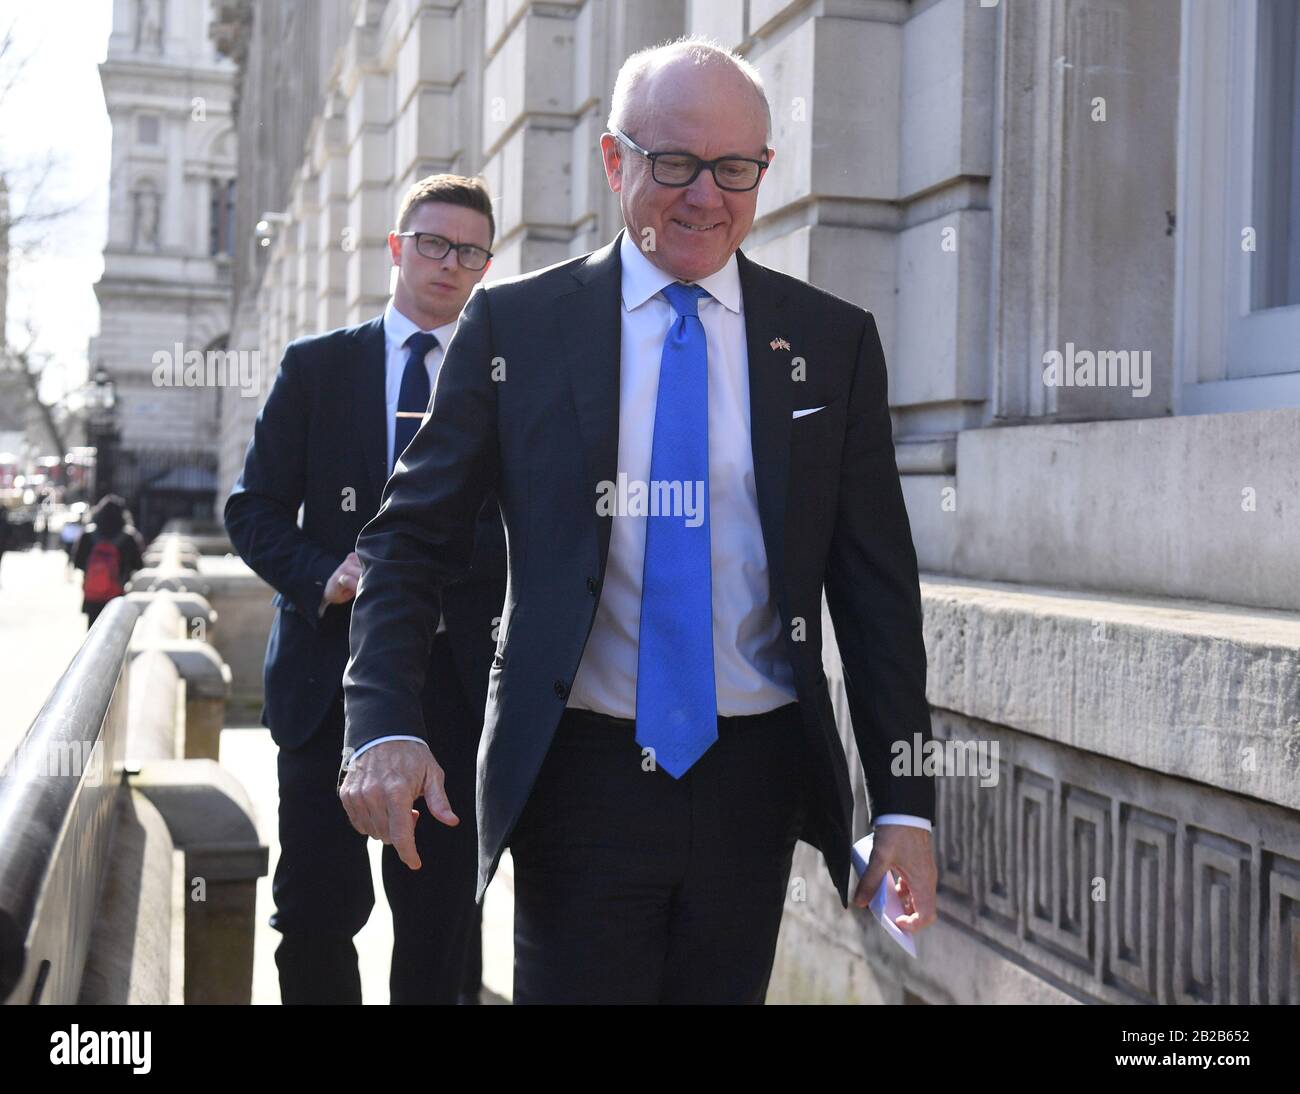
112, 447, 218, 542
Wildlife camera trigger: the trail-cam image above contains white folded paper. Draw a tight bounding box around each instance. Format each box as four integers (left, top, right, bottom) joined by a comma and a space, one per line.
850, 833, 918, 957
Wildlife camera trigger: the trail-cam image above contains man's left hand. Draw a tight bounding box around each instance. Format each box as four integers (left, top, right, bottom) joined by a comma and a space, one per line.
853, 824, 938, 934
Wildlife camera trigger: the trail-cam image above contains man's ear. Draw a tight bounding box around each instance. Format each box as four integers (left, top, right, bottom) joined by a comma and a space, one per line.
387, 230, 402, 266
599, 133, 623, 193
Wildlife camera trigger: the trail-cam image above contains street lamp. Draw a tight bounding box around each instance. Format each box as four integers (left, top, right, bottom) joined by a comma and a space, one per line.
85, 365, 118, 499
255, 211, 289, 250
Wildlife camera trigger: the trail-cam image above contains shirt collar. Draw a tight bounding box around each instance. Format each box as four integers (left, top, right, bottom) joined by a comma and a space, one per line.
618, 228, 742, 315
384, 299, 458, 352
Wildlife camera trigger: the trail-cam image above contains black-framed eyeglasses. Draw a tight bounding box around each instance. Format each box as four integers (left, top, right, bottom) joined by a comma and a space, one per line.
396, 231, 493, 270
609, 125, 769, 192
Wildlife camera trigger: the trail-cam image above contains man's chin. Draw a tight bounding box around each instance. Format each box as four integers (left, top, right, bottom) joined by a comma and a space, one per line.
660, 246, 728, 283
422, 294, 464, 318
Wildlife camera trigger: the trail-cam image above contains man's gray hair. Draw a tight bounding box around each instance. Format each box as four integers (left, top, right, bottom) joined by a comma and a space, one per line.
607, 35, 772, 146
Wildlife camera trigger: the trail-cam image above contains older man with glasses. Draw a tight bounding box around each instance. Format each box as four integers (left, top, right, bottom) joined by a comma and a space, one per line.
341, 36, 937, 1004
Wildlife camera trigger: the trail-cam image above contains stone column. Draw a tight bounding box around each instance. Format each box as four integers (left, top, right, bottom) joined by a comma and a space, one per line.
341, 5, 394, 323
313, 103, 350, 332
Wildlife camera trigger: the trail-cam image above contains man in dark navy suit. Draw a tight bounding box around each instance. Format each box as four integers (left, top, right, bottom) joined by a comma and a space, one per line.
341, 39, 939, 1004
225, 175, 505, 1004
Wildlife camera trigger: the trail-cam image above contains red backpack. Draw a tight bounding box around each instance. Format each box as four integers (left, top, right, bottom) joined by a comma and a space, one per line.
84, 535, 126, 602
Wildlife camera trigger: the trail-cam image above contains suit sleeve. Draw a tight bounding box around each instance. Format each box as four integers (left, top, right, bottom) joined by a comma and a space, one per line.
223, 342, 341, 624
823, 312, 935, 821
343, 285, 500, 751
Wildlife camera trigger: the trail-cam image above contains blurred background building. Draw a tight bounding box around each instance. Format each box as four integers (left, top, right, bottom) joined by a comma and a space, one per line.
196, 0, 1299, 1004
89, 0, 237, 537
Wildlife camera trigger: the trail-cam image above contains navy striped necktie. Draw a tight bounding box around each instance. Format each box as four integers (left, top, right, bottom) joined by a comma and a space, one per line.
394, 331, 438, 471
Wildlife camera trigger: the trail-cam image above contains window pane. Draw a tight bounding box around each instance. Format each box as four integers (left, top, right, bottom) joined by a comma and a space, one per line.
1254, 0, 1300, 309
209, 181, 221, 255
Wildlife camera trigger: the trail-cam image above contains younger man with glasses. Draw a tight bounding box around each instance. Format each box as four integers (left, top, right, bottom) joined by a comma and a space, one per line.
226, 174, 505, 1004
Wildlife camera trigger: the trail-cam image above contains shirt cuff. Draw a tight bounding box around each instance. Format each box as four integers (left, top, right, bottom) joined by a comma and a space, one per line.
345, 734, 429, 768
872, 813, 933, 832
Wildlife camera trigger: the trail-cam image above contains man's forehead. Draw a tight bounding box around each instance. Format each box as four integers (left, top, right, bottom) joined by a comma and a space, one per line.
407, 202, 491, 238
630, 93, 766, 155
634, 113, 765, 151
635, 129, 767, 158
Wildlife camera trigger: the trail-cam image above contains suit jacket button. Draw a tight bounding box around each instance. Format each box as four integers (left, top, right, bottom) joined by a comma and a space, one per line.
586, 576, 597, 595
553, 679, 568, 699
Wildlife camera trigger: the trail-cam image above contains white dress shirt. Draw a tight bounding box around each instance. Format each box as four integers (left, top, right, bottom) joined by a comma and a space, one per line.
566, 231, 796, 716
343, 301, 459, 759
348, 244, 933, 833
321, 301, 457, 619
383, 301, 454, 641
383, 300, 459, 475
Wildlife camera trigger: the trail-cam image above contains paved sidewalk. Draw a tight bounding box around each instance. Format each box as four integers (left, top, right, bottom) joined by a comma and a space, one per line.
0, 546, 518, 1004
0, 547, 90, 764
220, 724, 515, 1005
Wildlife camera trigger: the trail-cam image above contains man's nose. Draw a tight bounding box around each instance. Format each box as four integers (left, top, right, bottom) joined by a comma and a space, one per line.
683, 167, 727, 207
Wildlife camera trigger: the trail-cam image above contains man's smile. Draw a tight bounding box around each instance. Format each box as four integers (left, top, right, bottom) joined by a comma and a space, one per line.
671, 217, 722, 232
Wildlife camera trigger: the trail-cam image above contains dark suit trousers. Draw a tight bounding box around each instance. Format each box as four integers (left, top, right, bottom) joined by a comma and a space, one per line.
270, 631, 480, 1004
509, 703, 809, 1004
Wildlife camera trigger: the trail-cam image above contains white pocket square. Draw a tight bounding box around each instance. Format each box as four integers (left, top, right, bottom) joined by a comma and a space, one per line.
792, 405, 826, 419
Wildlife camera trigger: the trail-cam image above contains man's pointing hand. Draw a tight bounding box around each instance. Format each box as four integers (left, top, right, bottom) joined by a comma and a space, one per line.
338, 740, 460, 869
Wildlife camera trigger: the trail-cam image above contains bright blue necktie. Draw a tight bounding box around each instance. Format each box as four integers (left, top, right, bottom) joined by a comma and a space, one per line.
394, 331, 437, 471
635, 281, 717, 778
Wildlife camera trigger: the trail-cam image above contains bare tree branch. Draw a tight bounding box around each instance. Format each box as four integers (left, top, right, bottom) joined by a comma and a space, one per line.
5, 325, 66, 457
0, 20, 36, 106
0, 15, 93, 460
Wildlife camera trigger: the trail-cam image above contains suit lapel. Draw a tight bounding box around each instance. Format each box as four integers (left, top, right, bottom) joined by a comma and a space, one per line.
556, 229, 625, 573
736, 247, 793, 620
348, 316, 389, 504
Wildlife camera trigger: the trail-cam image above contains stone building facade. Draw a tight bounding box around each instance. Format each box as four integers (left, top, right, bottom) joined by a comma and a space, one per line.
92, 0, 237, 534
214, 0, 1300, 1004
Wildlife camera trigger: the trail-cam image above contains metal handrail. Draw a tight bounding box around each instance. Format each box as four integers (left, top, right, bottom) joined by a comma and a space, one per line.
0, 597, 139, 1004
